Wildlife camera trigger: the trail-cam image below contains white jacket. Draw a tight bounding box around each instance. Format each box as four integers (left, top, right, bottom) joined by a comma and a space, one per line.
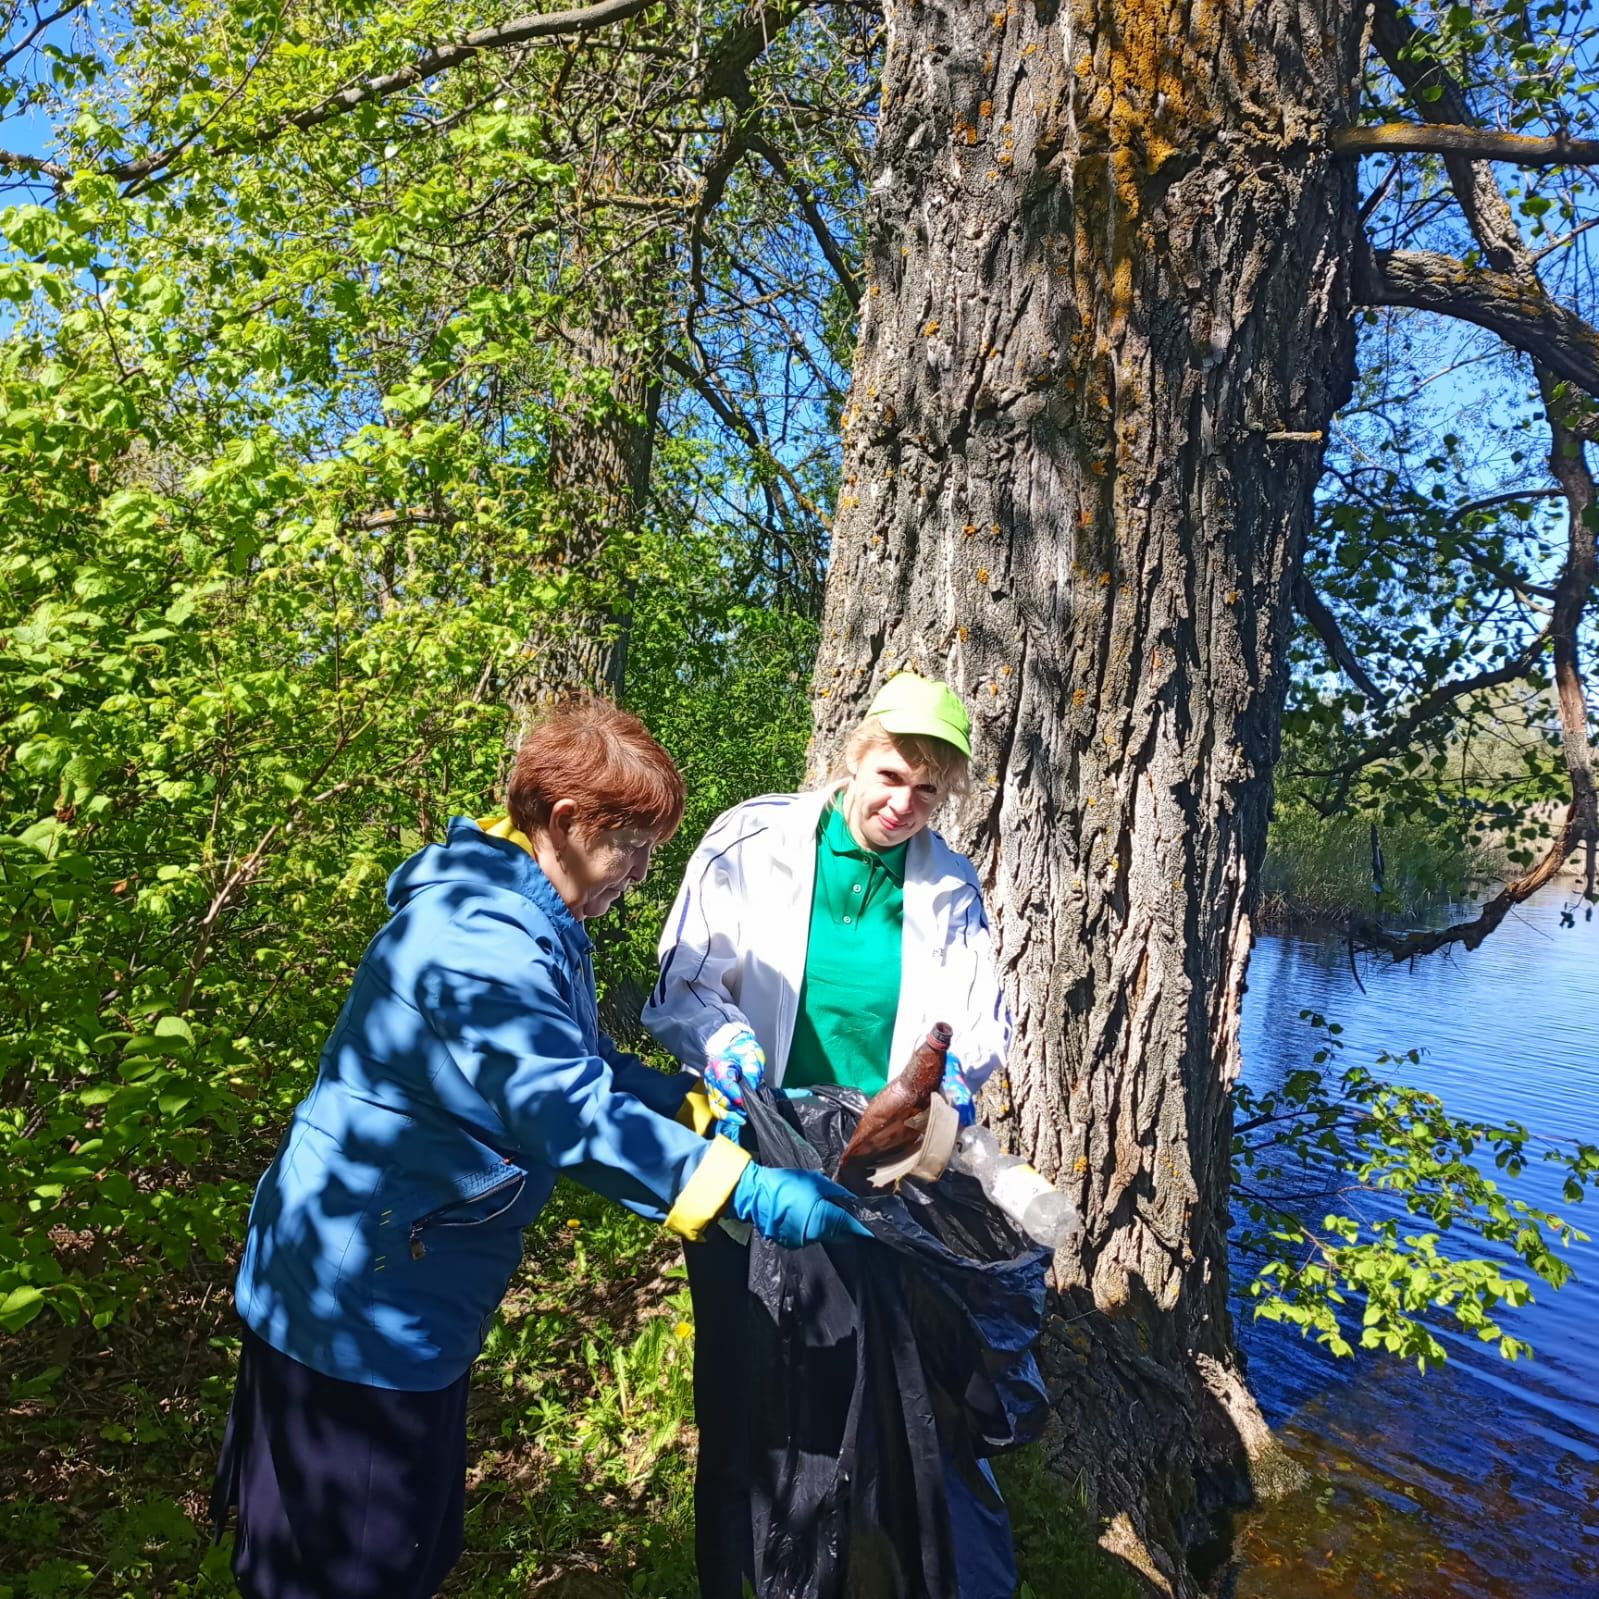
643, 789, 1011, 1089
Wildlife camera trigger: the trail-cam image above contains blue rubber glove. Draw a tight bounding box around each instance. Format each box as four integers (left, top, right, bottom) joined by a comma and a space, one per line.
703, 1024, 767, 1138
731, 1164, 873, 1248
940, 1051, 976, 1128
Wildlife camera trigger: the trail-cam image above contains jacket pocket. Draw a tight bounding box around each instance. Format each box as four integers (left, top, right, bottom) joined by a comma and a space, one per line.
407, 1169, 527, 1260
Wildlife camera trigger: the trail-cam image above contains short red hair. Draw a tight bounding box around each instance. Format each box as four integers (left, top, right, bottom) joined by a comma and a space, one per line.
508, 699, 685, 842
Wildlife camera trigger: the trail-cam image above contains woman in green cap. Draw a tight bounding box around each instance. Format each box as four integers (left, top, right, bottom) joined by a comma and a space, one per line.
645, 672, 1017, 1597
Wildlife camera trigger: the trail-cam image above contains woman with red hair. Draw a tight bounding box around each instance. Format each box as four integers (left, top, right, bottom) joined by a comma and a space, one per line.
212, 700, 866, 1599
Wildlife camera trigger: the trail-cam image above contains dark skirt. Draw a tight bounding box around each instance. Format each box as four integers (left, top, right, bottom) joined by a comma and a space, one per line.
210, 1325, 470, 1599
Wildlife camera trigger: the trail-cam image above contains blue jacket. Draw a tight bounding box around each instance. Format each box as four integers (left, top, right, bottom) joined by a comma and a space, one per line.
235, 819, 749, 1390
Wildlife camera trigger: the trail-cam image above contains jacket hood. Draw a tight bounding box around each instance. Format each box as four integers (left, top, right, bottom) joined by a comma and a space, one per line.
385, 817, 589, 951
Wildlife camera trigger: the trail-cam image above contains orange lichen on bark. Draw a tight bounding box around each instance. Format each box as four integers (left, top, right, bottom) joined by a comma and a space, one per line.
1066, 0, 1220, 338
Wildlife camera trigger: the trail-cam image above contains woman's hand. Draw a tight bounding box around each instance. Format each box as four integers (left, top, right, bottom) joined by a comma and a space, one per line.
940, 1052, 976, 1127
730, 1164, 872, 1247
703, 1024, 767, 1135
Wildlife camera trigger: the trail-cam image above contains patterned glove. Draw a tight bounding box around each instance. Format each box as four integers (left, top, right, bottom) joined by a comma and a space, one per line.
703, 1024, 767, 1138
940, 1051, 976, 1128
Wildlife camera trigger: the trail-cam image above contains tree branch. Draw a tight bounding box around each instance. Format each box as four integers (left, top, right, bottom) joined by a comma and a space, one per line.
1370, 0, 1527, 271
1333, 123, 1599, 167
1454, 486, 1565, 520
697, 0, 814, 104
1296, 574, 1388, 708
0, 0, 89, 71
746, 129, 859, 306
1530, 215, 1599, 265
663, 347, 823, 523
685, 123, 757, 351
1350, 800, 1585, 960
1305, 644, 1544, 785
1538, 369, 1599, 898
0, 147, 71, 181
1354, 248, 1599, 401
1342, 0, 1599, 931
14, 0, 657, 189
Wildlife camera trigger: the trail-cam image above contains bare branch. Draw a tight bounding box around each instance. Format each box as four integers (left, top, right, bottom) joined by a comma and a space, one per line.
663, 347, 824, 524
1333, 123, 1599, 167
1357, 157, 1402, 226
1454, 487, 1565, 520
1354, 248, 1599, 400
0, 0, 88, 71
746, 130, 858, 306
1351, 801, 1586, 959
1296, 575, 1388, 708
0, 147, 71, 181
1531, 215, 1599, 266
685, 124, 757, 350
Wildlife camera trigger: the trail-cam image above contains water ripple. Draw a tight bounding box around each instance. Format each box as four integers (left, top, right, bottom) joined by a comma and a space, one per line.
1233, 886, 1599, 1598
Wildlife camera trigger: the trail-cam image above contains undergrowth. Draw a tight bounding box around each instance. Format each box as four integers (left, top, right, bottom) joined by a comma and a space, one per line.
1, 1176, 1132, 1599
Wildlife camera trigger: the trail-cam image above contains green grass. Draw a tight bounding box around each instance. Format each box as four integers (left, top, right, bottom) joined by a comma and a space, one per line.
1, 1179, 1133, 1599
1002, 1449, 1143, 1599
1259, 807, 1501, 926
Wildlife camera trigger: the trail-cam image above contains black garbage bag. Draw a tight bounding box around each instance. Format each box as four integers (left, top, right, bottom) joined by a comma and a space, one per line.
688, 1084, 1050, 1599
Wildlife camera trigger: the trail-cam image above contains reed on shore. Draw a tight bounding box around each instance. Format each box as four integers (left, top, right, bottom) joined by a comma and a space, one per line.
1259, 809, 1503, 928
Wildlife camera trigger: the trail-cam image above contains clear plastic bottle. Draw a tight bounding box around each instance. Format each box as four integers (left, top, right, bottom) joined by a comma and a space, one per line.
950, 1126, 1082, 1249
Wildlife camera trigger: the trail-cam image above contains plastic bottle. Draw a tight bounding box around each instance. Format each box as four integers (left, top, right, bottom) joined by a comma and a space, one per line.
949, 1126, 1082, 1249
838, 1021, 954, 1177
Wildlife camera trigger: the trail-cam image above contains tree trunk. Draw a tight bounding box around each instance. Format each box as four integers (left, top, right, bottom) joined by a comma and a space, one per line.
507, 125, 668, 717
506, 276, 662, 716
541, 285, 663, 703
810, 4, 1364, 1590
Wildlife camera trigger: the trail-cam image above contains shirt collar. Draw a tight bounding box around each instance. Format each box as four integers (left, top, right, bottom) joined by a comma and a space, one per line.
821, 800, 908, 883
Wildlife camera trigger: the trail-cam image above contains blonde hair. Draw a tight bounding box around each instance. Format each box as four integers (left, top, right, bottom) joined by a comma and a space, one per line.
838, 719, 972, 798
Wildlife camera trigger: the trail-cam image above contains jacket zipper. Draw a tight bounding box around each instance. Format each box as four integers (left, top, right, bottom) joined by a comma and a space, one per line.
408, 1171, 526, 1260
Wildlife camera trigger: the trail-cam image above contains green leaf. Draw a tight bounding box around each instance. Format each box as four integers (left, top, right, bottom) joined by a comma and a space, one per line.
0, 1285, 46, 1330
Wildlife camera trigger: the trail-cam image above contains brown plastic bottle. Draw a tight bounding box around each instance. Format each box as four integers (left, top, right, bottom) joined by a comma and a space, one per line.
837, 1022, 954, 1176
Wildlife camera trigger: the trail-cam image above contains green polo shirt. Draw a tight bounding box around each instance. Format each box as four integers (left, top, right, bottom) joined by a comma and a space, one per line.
784, 801, 907, 1093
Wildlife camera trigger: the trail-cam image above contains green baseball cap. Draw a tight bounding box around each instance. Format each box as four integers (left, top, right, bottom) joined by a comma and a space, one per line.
864, 672, 972, 757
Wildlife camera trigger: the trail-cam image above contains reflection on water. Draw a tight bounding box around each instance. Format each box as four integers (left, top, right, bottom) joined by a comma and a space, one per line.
1233, 887, 1599, 1598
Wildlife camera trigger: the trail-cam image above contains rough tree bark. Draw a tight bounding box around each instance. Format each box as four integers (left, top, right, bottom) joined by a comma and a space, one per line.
525, 262, 663, 705
809, 3, 1365, 1590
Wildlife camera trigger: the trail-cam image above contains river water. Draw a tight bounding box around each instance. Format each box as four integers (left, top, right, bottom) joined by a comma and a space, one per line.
1232, 887, 1599, 1598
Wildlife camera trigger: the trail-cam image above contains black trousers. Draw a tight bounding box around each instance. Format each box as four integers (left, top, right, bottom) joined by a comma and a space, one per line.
686, 1225, 760, 1598
211, 1326, 470, 1599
